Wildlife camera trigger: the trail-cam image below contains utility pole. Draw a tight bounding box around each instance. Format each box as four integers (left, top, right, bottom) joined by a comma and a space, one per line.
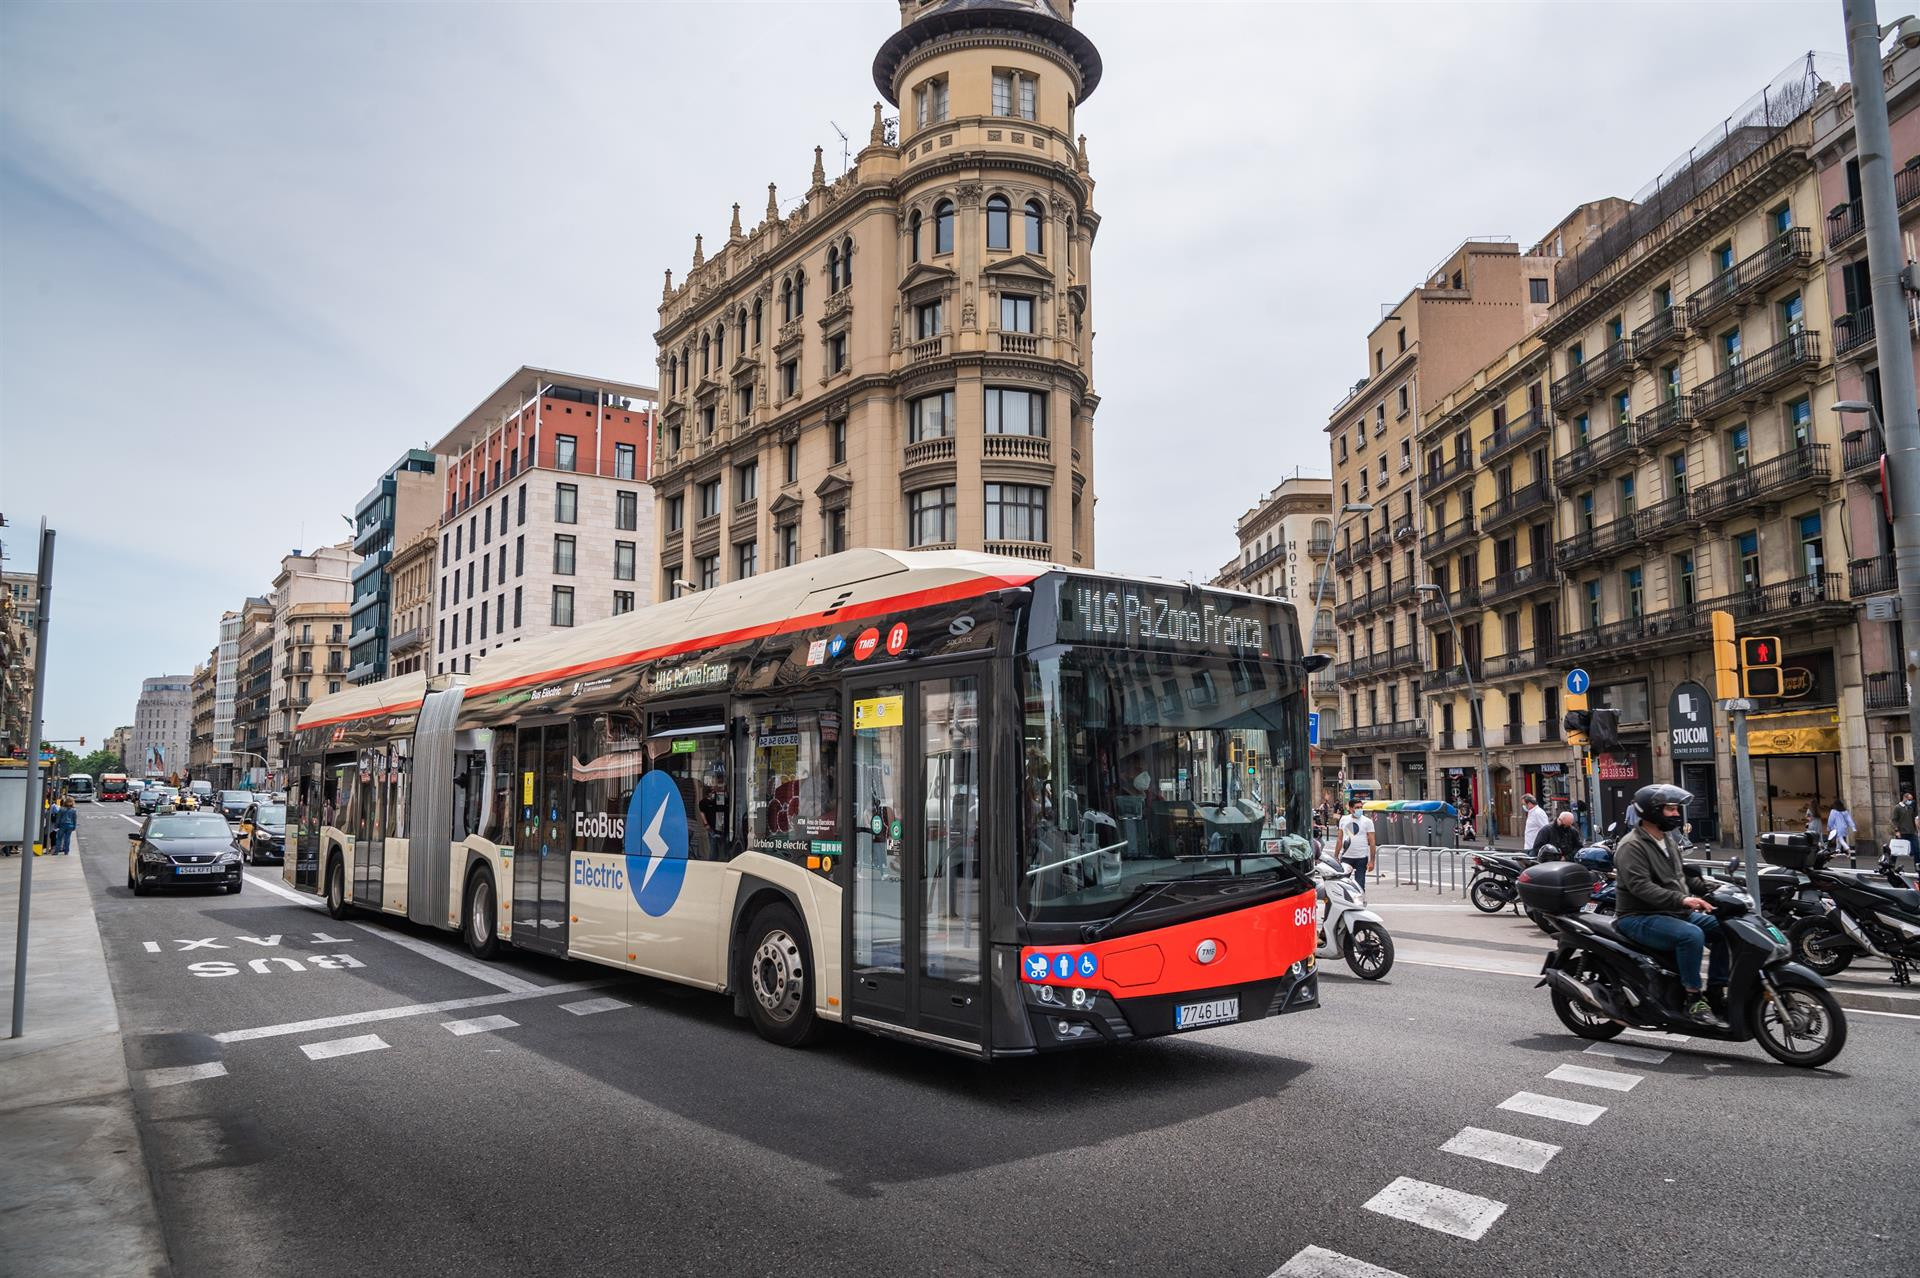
1845, 0, 1920, 765
11, 521, 55, 1039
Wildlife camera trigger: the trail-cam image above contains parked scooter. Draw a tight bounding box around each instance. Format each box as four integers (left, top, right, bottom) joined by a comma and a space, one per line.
1312, 857, 1394, 979
1782, 839, 1920, 984
1520, 860, 1847, 1068
1468, 849, 1536, 915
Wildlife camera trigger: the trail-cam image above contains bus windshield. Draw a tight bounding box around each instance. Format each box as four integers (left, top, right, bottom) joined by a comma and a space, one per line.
1019, 648, 1313, 924
65, 775, 94, 797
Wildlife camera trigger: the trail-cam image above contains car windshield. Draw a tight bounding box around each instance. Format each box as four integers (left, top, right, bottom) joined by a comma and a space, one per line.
1018, 648, 1313, 924
222, 792, 249, 804
254, 806, 286, 826
149, 815, 232, 839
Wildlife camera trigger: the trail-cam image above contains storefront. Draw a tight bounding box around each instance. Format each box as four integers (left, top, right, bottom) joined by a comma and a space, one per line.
1524, 762, 1571, 808
1751, 730, 1844, 835
1594, 744, 1653, 833
1398, 754, 1428, 801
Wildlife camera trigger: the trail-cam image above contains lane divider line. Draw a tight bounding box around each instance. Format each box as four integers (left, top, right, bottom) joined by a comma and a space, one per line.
1439, 1125, 1561, 1174
138, 1062, 228, 1089
1271, 1244, 1413, 1278
1582, 1041, 1670, 1065
442, 1014, 519, 1037
300, 1034, 390, 1061
561, 996, 628, 1016
1547, 1063, 1643, 1093
1497, 1090, 1607, 1126
1362, 1176, 1507, 1241
212, 979, 616, 1044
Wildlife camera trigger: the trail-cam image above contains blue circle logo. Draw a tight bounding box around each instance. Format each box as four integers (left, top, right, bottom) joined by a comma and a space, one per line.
1052, 953, 1074, 980
624, 772, 690, 917
1077, 952, 1099, 978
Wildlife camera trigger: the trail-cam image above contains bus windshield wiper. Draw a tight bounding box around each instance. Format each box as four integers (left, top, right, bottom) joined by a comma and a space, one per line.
1081, 873, 1227, 942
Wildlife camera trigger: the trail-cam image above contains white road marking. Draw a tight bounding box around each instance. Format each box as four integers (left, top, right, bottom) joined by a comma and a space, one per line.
1362, 1176, 1506, 1241
561, 996, 628, 1016
142, 941, 161, 954
1547, 1063, 1642, 1093
120, 815, 140, 826
1622, 1029, 1691, 1044
139, 1062, 228, 1089
244, 869, 539, 993
1855, 1006, 1920, 1021
1439, 1126, 1560, 1174
1271, 1244, 1413, 1278
442, 1014, 518, 1037
1498, 1091, 1607, 1126
212, 979, 615, 1043
1582, 1041, 1670, 1065
300, 1034, 389, 1061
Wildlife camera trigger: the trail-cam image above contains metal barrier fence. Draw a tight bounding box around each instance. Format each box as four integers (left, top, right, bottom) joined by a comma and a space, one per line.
1377, 844, 1477, 895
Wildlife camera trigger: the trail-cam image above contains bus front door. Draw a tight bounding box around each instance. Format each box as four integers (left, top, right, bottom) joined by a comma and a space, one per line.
844, 672, 985, 1052
511, 723, 572, 957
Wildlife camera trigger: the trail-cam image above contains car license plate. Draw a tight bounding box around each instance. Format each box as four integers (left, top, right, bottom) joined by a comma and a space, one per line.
1173, 997, 1239, 1030
174, 865, 218, 874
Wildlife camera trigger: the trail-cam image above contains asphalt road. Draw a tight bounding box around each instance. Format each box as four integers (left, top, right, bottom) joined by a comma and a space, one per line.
78, 805, 1920, 1278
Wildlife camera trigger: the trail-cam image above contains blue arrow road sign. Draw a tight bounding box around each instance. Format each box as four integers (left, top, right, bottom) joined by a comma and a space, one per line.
1566, 668, 1590, 695
1308, 711, 1320, 747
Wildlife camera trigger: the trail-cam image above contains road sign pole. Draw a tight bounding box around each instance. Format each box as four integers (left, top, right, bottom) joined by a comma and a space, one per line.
1723, 697, 1764, 912
12, 523, 55, 1040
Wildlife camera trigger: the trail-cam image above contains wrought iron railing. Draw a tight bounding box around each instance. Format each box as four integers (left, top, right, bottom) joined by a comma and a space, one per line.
1850, 553, 1896, 598
1691, 331, 1822, 416
1690, 444, 1829, 521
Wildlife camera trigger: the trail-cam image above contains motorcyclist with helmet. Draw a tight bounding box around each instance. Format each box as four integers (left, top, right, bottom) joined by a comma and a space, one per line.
1611, 783, 1730, 1025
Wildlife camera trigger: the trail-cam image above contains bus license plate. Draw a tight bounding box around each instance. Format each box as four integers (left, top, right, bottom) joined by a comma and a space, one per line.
174, 865, 217, 874
1174, 997, 1238, 1030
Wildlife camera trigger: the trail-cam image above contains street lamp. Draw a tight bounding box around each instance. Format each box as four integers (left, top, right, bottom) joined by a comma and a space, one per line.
1417, 581, 1495, 851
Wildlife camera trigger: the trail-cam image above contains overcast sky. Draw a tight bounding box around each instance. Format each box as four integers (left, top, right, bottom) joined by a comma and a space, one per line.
1, 0, 1843, 744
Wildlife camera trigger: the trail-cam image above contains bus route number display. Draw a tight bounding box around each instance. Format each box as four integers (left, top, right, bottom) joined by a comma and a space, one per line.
1054, 578, 1269, 657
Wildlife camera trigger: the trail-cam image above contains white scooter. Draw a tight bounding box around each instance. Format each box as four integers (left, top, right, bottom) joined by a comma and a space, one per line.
1313, 857, 1395, 979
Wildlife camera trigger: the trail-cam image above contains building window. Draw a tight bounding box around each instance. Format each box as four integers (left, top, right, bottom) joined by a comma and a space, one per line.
515, 534, 524, 577
827, 244, 844, 293
479, 599, 488, 640
780, 360, 798, 399
1771, 201, 1793, 235
992, 68, 1036, 119
1726, 423, 1750, 472
665, 494, 684, 532
616, 490, 638, 531
735, 461, 758, 504
828, 332, 847, 373
783, 439, 798, 485
910, 390, 956, 442
986, 195, 1010, 250
738, 384, 754, 418
517, 484, 526, 526
792, 268, 804, 317
934, 200, 954, 255
914, 75, 948, 127
1025, 200, 1044, 254
555, 483, 578, 524
665, 570, 684, 599
1623, 565, 1644, 619
484, 506, 493, 543
701, 404, 716, 436
698, 554, 719, 590
909, 485, 956, 547
1673, 552, 1696, 608
610, 442, 636, 482
736, 540, 758, 580
555, 435, 577, 472
985, 482, 1048, 543
554, 535, 576, 576
1573, 412, 1590, 446
916, 300, 943, 338
552, 586, 574, 627
455, 525, 463, 559
1396, 384, 1409, 417
909, 211, 922, 263
780, 523, 798, 568
1787, 396, 1811, 448
1779, 291, 1804, 337
441, 533, 449, 568
985, 386, 1045, 435
513, 586, 522, 627
1529, 277, 1548, 304
831, 419, 847, 465
1736, 530, 1760, 589
697, 479, 721, 520
615, 541, 636, 581
1000, 293, 1034, 333
826, 508, 847, 554
614, 590, 634, 616
1583, 579, 1601, 629
713, 322, 725, 368
1798, 512, 1825, 579
1612, 390, 1631, 430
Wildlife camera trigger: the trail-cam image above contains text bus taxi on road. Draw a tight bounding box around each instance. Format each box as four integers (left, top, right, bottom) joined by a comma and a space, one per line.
286, 548, 1320, 1055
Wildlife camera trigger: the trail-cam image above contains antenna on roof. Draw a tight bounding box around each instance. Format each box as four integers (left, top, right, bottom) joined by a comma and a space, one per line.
830, 120, 850, 174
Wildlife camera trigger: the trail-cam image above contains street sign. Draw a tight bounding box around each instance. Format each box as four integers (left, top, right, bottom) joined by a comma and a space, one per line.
1308, 712, 1320, 747
1565, 668, 1590, 695
1668, 679, 1714, 762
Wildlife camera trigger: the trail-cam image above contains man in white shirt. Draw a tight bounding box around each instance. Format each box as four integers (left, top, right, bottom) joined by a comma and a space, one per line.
1521, 792, 1550, 853
1338, 796, 1377, 891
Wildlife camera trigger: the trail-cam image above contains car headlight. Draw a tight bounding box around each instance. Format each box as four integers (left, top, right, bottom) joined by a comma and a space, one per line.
140, 848, 169, 864
218, 851, 240, 864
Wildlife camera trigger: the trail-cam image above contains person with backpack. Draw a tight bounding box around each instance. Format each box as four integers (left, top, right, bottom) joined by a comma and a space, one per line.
1337, 796, 1377, 891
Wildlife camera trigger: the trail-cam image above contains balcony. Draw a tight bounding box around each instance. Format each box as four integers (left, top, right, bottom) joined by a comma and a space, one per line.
1685, 228, 1813, 329
1310, 675, 1339, 699
1850, 553, 1896, 598
994, 332, 1040, 356
1901, 161, 1920, 208
1631, 491, 1696, 541
985, 539, 1052, 561
1560, 427, 1634, 481
389, 625, 427, 655
1843, 426, 1885, 477
1333, 546, 1359, 573
1562, 601, 1710, 661
1368, 528, 1394, 557
982, 434, 1051, 464
1324, 719, 1429, 749
1480, 408, 1548, 465
1727, 572, 1848, 626
1690, 332, 1822, 418
1421, 515, 1477, 558
1833, 308, 1875, 359
1632, 395, 1695, 450
1555, 513, 1637, 568
1420, 583, 1481, 623
1424, 452, 1475, 495
1245, 541, 1286, 579
1480, 480, 1551, 534
1483, 561, 1558, 606
1383, 641, 1421, 674
1689, 444, 1829, 524
1486, 649, 1544, 679
1538, 718, 1563, 743
1866, 670, 1911, 714
1826, 200, 1865, 250
1427, 663, 1481, 693
906, 335, 947, 364
1632, 307, 1682, 360
1308, 535, 1333, 558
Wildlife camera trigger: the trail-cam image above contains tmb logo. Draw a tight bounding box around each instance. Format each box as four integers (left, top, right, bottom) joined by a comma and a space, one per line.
624, 772, 690, 917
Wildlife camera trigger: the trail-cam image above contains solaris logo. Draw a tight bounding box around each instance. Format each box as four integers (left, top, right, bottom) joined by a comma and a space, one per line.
624, 771, 690, 917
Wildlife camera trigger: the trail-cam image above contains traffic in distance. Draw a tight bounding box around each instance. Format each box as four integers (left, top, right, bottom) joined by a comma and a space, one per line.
279, 548, 1324, 1055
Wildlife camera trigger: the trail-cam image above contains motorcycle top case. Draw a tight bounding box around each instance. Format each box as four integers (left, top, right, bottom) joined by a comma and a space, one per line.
1516, 861, 1596, 914
1757, 831, 1818, 870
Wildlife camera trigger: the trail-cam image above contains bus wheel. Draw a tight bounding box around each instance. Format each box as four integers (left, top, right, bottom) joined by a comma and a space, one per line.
464, 870, 500, 960
325, 858, 350, 919
743, 902, 822, 1048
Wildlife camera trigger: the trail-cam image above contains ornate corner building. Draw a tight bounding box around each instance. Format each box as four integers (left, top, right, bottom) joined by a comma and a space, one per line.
651, 0, 1101, 597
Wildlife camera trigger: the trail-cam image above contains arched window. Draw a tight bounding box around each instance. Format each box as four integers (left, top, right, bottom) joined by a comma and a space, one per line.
934, 200, 954, 255
751, 298, 763, 345
985, 195, 1010, 251
713, 322, 724, 368
826, 246, 841, 292
793, 268, 805, 316
736, 307, 747, 350
1024, 200, 1044, 254
909, 210, 922, 263
841, 236, 853, 287
1312, 518, 1332, 541
781, 278, 793, 323
700, 333, 711, 376
667, 356, 677, 396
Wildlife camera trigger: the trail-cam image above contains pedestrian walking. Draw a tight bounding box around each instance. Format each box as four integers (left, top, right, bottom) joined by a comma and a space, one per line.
1337, 796, 1377, 893
1521, 793, 1550, 852
1891, 789, 1916, 869
1825, 799, 1856, 859
53, 795, 78, 855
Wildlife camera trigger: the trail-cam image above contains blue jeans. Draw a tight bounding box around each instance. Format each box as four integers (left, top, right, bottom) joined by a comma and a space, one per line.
55, 828, 73, 854
1341, 858, 1369, 893
1616, 911, 1730, 992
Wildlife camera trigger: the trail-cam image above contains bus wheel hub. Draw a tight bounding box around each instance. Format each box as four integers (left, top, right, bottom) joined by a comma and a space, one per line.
752, 929, 804, 1021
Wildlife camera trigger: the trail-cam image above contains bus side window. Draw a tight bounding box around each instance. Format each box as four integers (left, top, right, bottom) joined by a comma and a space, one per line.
453, 751, 485, 842
484, 729, 517, 844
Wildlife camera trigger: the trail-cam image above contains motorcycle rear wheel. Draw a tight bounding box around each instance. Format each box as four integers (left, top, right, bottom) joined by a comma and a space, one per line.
1549, 981, 1624, 1040
1787, 917, 1853, 977
1750, 983, 1846, 1068
1469, 878, 1508, 914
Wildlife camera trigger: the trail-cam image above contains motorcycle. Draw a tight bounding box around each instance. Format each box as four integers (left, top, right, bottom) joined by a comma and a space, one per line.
1521, 861, 1846, 1068
1784, 842, 1920, 985
1312, 857, 1394, 979
1468, 849, 1536, 915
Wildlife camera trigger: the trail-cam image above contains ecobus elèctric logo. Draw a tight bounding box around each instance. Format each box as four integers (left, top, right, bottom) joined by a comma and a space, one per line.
624, 771, 689, 917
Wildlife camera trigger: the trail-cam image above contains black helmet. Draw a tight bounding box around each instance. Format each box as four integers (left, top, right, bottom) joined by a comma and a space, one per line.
1633, 784, 1693, 833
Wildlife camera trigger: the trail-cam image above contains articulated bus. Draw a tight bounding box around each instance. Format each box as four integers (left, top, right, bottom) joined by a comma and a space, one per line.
287, 549, 1321, 1056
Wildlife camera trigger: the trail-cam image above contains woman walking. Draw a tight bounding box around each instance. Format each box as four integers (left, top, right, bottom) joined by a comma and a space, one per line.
52, 795, 78, 856
1825, 799, 1856, 859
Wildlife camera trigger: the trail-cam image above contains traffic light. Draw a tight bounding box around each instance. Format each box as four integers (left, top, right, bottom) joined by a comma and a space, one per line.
1588, 706, 1622, 751
1245, 749, 1258, 776
1740, 635, 1784, 698
1563, 709, 1590, 745
1710, 610, 1739, 701
1229, 740, 1243, 763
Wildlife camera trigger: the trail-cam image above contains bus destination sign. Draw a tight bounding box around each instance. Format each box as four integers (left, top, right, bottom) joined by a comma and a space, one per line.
1053, 577, 1271, 657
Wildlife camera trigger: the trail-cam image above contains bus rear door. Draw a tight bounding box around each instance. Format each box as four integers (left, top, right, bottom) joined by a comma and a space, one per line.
511, 722, 572, 956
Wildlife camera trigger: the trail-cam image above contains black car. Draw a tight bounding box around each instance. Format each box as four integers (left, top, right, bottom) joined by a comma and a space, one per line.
133, 786, 175, 816
218, 790, 254, 821
127, 813, 243, 895
238, 801, 287, 865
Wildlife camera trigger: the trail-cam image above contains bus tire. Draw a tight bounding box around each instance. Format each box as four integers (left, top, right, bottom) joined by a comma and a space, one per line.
463, 868, 500, 960
741, 902, 823, 1048
325, 856, 350, 920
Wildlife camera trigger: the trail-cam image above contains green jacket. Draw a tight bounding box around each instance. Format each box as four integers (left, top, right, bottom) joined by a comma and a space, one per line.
1613, 825, 1707, 918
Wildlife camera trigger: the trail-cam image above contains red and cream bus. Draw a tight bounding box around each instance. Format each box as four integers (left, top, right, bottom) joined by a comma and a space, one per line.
287, 549, 1320, 1055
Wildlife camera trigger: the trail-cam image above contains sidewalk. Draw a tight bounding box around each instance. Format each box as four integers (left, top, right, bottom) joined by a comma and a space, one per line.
1360, 875, 1920, 1017
0, 842, 171, 1276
